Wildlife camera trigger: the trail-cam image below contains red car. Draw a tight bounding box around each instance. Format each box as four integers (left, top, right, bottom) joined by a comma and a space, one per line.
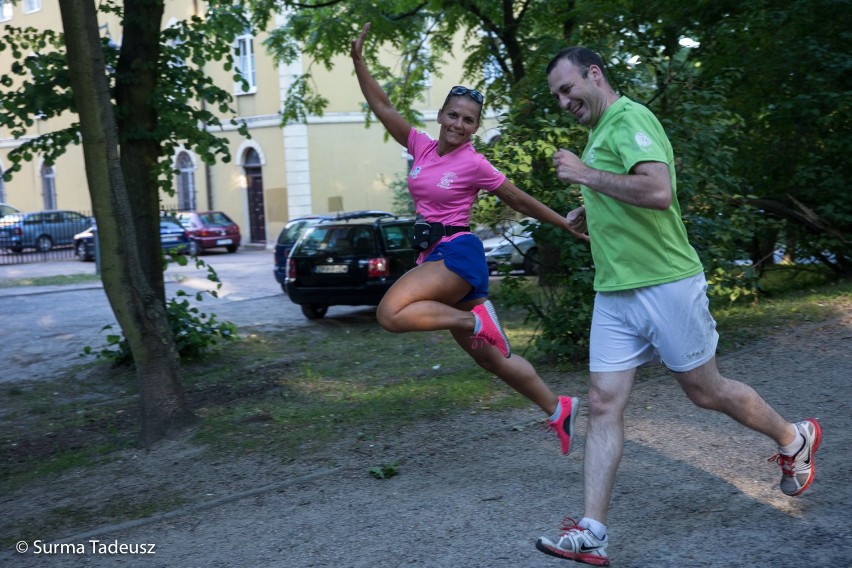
175, 211, 241, 255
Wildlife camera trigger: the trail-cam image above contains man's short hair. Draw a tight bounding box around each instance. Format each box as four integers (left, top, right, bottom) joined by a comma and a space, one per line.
546, 47, 608, 81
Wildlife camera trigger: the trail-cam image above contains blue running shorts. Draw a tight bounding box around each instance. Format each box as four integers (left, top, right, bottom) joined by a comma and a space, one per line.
423, 234, 489, 303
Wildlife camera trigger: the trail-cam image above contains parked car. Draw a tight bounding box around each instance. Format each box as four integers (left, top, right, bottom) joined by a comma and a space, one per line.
74, 218, 190, 261
0, 203, 20, 218
273, 210, 394, 292
0, 209, 93, 252
158, 217, 192, 254
174, 210, 241, 255
481, 219, 539, 275
285, 213, 417, 319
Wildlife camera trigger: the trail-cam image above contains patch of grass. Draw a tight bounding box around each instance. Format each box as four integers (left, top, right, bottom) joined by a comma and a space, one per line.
189, 327, 527, 456
0, 273, 100, 288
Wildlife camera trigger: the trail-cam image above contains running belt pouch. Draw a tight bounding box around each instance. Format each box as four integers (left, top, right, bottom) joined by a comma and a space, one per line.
411, 221, 443, 251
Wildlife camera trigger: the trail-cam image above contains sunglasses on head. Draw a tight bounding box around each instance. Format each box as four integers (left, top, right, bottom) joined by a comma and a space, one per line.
449, 85, 484, 104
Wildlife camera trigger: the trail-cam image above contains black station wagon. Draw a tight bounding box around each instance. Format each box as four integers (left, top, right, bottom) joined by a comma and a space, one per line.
285, 214, 417, 319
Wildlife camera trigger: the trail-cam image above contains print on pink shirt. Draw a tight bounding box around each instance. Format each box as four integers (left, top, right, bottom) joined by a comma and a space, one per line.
438, 171, 457, 189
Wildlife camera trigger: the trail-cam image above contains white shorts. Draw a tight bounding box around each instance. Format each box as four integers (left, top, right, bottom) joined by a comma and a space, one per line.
589, 272, 719, 373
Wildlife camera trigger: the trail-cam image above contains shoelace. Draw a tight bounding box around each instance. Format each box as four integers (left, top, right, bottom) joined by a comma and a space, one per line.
559, 516, 584, 535
768, 453, 794, 475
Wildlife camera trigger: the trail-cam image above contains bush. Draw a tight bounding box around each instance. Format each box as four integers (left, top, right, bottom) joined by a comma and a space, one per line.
84, 256, 239, 365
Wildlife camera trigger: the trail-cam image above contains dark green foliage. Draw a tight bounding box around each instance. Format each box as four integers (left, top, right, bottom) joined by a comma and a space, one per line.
85, 285, 240, 366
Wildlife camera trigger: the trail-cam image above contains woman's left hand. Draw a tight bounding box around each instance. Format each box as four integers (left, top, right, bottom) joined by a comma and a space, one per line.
351, 22, 370, 62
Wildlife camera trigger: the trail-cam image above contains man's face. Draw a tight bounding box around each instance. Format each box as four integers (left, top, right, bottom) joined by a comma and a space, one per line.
547, 59, 605, 127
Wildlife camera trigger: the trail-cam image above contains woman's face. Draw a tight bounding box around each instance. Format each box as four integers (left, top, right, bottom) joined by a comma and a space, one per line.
437, 96, 481, 151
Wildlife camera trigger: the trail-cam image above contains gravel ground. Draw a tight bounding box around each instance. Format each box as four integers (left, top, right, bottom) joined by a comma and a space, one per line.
1, 257, 850, 567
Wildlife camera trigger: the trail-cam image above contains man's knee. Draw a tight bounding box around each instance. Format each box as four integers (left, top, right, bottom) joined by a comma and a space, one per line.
587, 386, 624, 418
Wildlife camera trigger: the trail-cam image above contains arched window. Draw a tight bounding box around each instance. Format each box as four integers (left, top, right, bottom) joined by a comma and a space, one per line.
176, 151, 196, 211
244, 148, 261, 167
41, 164, 56, 209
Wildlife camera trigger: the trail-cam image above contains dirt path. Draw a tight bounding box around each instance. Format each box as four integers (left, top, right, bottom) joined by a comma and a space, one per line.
3, 305, 850, 567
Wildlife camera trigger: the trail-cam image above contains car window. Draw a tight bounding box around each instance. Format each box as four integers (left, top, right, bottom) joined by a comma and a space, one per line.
65, 211, 87, 223
295, 227, 331, 253
295, 226, 371, 254
382, 223, 414, 250
201, 212, 233, 225
25, 213, 43, 224
351, 227, 375, 253
326, 227, 357, 252
280, 220, 310, 245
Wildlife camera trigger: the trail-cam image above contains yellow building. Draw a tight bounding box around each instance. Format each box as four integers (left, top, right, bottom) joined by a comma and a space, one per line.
0, 1, 499, 246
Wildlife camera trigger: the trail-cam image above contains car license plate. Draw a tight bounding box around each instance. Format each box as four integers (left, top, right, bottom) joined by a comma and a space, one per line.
314, 264, 348, 274
216, 239, 233, 245
162, 236, 178, 242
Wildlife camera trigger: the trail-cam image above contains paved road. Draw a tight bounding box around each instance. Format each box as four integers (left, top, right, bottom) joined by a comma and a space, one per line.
0, 248, 374, 383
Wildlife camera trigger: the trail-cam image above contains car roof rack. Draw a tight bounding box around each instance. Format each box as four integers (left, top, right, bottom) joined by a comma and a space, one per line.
332, 210, 396, 220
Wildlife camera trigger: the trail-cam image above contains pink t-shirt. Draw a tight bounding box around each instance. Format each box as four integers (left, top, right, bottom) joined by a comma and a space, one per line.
407, 128, 506, 227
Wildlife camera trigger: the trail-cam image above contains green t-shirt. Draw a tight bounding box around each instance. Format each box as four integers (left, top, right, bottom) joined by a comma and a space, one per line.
580, 97, 703, 291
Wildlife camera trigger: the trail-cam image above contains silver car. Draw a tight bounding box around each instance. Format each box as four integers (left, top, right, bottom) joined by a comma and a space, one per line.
481, 219, 539, 275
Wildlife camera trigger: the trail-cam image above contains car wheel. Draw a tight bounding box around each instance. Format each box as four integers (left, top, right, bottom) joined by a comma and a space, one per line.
36, 235, 53, 252
301, 304, 328, 319
523, 247, 540, 276
280, 283, 288, 295
226, 244, 239, 253
188, 240, 200, 256
76, 242, 90, 261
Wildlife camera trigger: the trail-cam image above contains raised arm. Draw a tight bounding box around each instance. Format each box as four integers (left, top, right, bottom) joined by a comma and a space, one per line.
351, 23, 411, 148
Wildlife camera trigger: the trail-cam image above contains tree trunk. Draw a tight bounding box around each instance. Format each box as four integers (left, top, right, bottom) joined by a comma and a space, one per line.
58, 0, 197, 446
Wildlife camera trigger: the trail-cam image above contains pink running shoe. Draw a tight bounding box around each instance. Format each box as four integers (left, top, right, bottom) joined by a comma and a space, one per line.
548, 396, 580, 455
471, 300, 511, 358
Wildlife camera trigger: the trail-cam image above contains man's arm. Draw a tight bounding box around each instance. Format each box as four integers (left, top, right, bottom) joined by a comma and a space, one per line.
553, 149, 672, 210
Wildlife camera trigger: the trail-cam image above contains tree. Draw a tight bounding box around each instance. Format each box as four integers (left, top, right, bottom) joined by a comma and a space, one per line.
692, 0, 851, 275
1, 0, 250, 444
56, 0, 195, 446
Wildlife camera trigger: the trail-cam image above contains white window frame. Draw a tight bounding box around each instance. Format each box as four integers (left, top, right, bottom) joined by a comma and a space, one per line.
234, 30, 257, 95
23, 0, 41, 14
0, 0, 13, 22
175, 151, 196, 211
